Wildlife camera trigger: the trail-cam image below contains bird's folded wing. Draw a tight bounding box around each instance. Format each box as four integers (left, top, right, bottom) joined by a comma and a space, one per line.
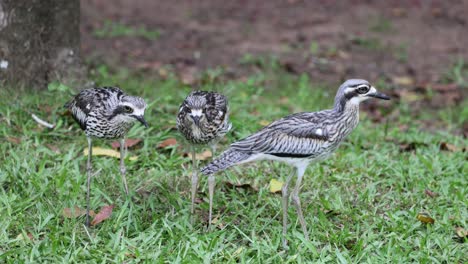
66, 89, 100, 129
231, 115, 329, 155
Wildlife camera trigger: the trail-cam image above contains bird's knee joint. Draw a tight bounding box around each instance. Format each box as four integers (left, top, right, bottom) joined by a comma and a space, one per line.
208, 175, 215, 184
291, 193, 300, 205
120, 167, 126, 175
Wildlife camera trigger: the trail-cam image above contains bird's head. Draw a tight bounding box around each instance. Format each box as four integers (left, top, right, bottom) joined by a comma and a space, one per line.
115, 96, 148, 127
184, 94, 208, 127
334, 79, 390, 109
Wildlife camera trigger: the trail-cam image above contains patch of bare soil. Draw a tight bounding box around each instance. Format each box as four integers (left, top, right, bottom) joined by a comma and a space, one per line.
80, 0, 467, 117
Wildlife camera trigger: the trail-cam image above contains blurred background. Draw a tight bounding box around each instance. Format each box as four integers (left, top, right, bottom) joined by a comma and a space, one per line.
81, 0, 468, 86
79, 0, 468, 134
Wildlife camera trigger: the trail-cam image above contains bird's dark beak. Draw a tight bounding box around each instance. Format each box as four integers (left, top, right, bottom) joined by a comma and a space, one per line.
191, 115, 201, 126
133, 115, 149, 128
368, 89, 390, 100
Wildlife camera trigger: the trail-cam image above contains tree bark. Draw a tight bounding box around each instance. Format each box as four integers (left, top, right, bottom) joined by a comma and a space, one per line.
0, 0, 85, 89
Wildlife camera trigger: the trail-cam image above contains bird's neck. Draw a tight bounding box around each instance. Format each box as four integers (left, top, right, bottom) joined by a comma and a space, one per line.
332, 100, 361, 137
333, 97, 361, 115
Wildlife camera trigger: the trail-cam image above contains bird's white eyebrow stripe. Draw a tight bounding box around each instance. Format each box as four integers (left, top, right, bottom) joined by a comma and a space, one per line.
133, 108, 145, 116
191, 109, 203, 116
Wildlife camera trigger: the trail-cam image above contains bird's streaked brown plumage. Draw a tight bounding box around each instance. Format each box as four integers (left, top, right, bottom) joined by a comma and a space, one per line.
176, 90, 232, 218
66, 86, 148, 226
201, 79, 390, 248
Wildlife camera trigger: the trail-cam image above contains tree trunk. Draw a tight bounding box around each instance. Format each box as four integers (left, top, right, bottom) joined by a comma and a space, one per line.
0, 0, 85, 89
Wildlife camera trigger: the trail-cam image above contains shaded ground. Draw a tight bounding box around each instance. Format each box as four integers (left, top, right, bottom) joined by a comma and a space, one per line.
80, 0, 467, 136
81, 0, 468, 82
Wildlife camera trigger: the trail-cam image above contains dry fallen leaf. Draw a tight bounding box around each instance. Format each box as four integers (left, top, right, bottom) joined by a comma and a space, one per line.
111, 138, 142, 149
38, 104, 53, 114
45, 144, 61, 153
91, 205, 114, 226
439, 142, 460, 152
259, 120, 271, 126
392, 76, 415, 86
417, 82, 459, 92
83, 147, 138, 161
398, 90, 423, 103
269, 179, 284, 193
157, 138, 178, 148
224, 181, 258, 192
179, 66, 198, 85
455, 227, 467, 238
63, 206, 95, 218
6, 136, 21, 144
321, 208, 340, 216
399, 142, 417, 152
16, 233, 34, 241
278, 96, 289, 105
158, 68, 168, 78
398, 141, 428, 152
232, 246, 244, 256
424, 189, 438, 198
391, 7, 406, 17
135, 60, 162, 70
417, 212, 435, 224
337, 50, 350, 60
186, 150, 212, 161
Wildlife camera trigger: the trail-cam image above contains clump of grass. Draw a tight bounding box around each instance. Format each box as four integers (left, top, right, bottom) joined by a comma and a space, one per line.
0, 66, 466, 262
394, 43, 408, 63
443, 58, 468, 87
350, 37, 383, 51
94, 20, 160, 40
369, 17, 394, 33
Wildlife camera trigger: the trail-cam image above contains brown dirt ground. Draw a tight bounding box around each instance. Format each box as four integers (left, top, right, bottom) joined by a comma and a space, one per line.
80, 0, 467, 135
81, 0, 468, 80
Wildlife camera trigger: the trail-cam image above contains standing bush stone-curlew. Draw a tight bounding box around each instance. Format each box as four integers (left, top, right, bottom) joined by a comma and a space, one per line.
176, 91, 232, 220
65, 86, 148, 226
201, 79, 390, 248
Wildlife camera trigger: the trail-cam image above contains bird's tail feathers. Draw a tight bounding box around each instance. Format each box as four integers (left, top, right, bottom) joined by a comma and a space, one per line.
201, 148, 251, 175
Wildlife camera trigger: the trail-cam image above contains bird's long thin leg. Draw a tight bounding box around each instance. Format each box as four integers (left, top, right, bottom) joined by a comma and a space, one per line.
190, 145, 198, 217
282, 169, 295, 249
119, 138, 129, 195
86, 137, 93, 227
291, 165, 309, 241
208, 174, 215, 230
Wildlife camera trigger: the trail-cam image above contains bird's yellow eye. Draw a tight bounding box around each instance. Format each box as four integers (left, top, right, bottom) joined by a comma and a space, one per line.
123, 106, 133, 113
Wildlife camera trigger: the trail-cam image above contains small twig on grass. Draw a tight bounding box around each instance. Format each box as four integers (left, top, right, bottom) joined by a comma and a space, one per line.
31, 113, 55, 129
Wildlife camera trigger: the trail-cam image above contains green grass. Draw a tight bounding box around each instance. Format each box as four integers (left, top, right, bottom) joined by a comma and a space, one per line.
369, 17, 394, 33
350, 37, 383, 51
93, 20, 160, 40
0, 66, 466, 263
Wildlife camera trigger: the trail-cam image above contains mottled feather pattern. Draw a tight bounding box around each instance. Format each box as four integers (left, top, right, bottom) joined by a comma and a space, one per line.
201, 80, 373, 176
201, 109, 356, 175
200, 148, 251, 175
66, 87, 147, 139
230, 110, 346, 156
177, 90, 231, 145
